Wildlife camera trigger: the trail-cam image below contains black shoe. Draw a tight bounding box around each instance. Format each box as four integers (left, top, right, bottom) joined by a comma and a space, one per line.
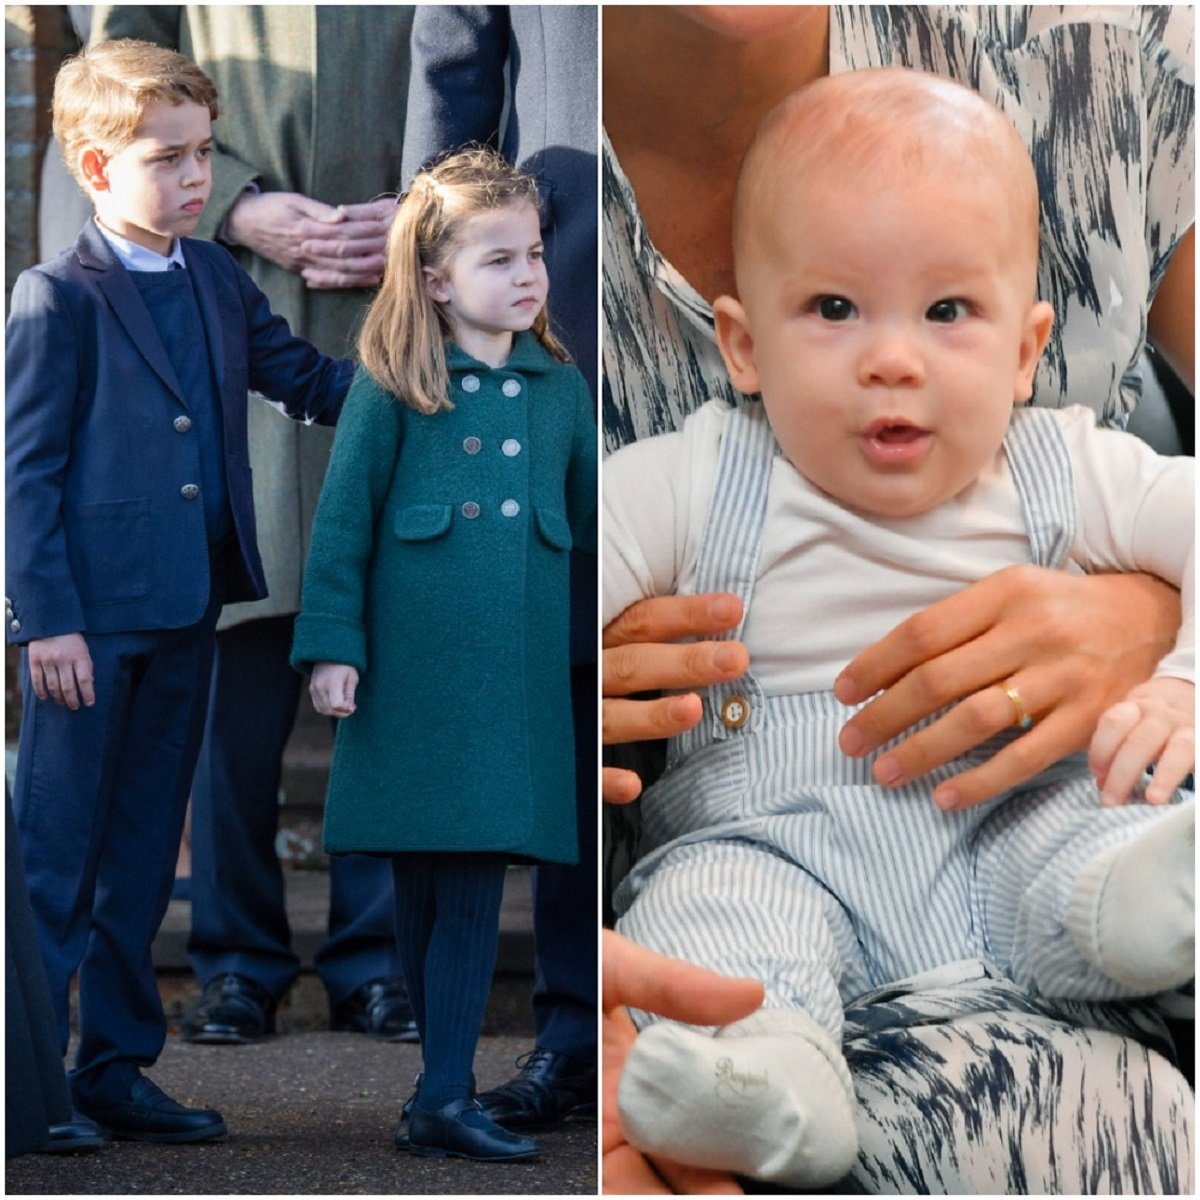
38, 1111, 106, 1153
475, 1048, 597, 1131
331, 977, 419, 1043
393, 1071, 478, 1149
180, 973, 277, 1044
75, 1077, 226, 1144
407, 1096, 539, 1163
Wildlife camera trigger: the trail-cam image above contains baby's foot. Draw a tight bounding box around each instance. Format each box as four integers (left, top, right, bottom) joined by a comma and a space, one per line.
1068, 800, 1194, 993
617, 1009, 858, 1188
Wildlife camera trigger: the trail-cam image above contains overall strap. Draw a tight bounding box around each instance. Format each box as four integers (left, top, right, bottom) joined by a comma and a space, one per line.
1002, 407, 1078, 569
682, 401, 777, 750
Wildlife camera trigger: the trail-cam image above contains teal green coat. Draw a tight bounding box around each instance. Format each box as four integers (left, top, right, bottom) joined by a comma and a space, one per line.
292, 334, 596, 863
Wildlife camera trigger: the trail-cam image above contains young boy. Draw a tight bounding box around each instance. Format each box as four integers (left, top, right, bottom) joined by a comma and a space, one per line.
603, 69, 1194, 1188
5, 40, 352, 1142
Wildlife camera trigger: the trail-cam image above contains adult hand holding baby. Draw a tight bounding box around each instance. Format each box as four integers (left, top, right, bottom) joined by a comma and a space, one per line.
225, 192, 394, 289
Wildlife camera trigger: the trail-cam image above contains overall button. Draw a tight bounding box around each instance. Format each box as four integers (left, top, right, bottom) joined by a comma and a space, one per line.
463, 436, 482, 455
501, 438, 521, 457
173, 415, 193, 433
501, 379, 522, 398
719, 694, 751, 729
500, 499, 520, 518
461, 501, 481, 519
461, 375, 481, 393
181, 484, 201, 500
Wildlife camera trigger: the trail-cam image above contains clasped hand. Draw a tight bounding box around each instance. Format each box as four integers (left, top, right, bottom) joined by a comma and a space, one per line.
309, 662, 359, 718
226, 192, 396, 289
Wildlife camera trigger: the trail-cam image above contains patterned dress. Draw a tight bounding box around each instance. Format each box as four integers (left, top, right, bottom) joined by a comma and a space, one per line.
603, 6, 1194, 1192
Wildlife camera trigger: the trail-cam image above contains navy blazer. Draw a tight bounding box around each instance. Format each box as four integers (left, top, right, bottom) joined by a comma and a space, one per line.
5, 220, 351, 645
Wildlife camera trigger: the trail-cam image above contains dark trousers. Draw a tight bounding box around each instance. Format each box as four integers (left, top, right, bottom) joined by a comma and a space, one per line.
530, 663, 598, 1062
390, 853, 508, 1109
13, 593, 222, 1104
187, 614, 398, 1004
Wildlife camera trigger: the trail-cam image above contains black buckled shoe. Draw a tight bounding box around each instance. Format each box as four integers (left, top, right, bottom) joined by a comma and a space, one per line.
407, 1096, 539, 1163
75, 1077, 227, 1144
475, 1048, 597, 1131
37, 1111, 106, 1153
331, 977, 419, 1043
394, 1071, 478, 1150
180, 973, 277, 1044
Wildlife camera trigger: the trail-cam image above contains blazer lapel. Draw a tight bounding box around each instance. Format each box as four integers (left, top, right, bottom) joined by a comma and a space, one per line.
76, 221, 187, 405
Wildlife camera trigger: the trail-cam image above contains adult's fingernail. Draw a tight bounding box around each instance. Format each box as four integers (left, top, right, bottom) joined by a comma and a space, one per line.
709, 595, 738, 623
840, 726, 866, 756
934, 786, 958, 810
875, 754, 903, 786
713, 646, 741, 673
834, 673, 860, 704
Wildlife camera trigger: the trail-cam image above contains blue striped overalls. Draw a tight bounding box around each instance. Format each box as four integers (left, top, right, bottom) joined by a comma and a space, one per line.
615, 402, 1182, 1039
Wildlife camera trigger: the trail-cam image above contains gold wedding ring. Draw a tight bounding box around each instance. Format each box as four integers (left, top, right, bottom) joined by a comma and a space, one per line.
1002, 681, 1034, 730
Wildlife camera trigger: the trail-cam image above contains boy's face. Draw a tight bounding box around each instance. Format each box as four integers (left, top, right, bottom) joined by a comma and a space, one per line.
716, 160, 1052, 519
82, 98, 213, 256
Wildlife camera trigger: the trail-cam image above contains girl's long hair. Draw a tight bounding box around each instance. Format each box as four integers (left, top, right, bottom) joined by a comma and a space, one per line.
359, 146, 570, 414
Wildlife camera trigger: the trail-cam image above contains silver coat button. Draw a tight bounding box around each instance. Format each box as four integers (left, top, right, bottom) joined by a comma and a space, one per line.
173, 415, 193, 433
500, 499, 520, 518
461, 501, 481, 519
181, 484, 200, 500
501, 439, 521, 457
461, 375, 481, 393
10, 619, 20, 633
501, 379, 521, 398
463, 436, 482, 455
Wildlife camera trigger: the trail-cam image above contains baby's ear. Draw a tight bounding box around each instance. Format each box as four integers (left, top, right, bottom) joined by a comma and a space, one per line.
1014, 301, 1054, 403
714, 295, 761, 395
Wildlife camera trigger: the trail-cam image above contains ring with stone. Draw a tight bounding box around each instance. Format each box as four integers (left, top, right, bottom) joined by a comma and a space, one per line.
1001, 681, 1034, 730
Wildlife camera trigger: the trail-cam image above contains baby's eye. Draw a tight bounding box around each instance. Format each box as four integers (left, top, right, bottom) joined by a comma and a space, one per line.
814, 295, 856, 322
926, 298, 970, 323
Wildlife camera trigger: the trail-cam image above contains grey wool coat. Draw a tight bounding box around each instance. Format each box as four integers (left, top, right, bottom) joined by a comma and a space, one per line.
291, 334, 597, 863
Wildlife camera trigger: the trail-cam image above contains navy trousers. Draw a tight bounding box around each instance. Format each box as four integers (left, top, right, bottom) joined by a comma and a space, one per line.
13, 590, 222, 1104
187, 615, 398, 1004
530, 663, 597, 1062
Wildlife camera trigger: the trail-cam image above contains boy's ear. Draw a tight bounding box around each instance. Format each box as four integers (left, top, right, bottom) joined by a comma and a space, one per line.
1014, 300, 1054, 403
422, 265, 449, 304
713, 295, 761, 395
80, 148, 110, 193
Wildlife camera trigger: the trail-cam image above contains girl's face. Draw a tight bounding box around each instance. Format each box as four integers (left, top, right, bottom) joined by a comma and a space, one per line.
424, 201, 548, 366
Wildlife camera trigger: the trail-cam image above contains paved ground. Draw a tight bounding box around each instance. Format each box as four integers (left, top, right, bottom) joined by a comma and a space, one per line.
6, 1033, 596, 1195
7, 866, 597, 1193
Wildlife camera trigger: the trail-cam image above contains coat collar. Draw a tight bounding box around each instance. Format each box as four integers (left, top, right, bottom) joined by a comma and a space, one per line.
446, 330, 559, 376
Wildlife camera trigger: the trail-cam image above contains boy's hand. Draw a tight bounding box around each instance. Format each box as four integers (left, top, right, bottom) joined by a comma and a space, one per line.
1089, 676, 1194, 806
310, 662, 359, 718
27, 633, 95, 709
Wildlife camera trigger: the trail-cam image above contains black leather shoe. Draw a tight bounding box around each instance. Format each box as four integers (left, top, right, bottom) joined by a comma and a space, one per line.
394, 1071, 478, 1149
38, 1111, 106, 1152
407, 1096, 539, 1162
75, 1077, 226, 1143
475, 1048, 597, 1131
180, 973, 276, 1044
331, 977, 419, 1043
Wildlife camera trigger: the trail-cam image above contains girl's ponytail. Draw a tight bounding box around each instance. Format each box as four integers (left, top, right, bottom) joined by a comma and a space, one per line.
357, 147, 571, 414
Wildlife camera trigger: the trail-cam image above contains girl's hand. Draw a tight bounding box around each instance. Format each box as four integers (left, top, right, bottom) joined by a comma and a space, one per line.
310, 662, 359, 718
602, 929, 762, 1195
1089, 676, 1194, 806
835, 567, 1180, 810
602, 593, 749, 804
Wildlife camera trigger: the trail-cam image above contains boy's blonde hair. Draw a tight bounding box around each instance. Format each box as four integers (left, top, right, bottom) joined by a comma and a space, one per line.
358, 146, 570, 414
53, 39, 219, 188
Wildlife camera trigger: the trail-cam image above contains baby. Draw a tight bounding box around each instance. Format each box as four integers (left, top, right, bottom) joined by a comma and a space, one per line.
603, 68, 1194, 1188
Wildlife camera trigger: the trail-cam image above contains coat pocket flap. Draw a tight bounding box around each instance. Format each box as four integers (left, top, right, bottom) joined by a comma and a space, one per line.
533, 507, 572, 551
394, 504, 452, 541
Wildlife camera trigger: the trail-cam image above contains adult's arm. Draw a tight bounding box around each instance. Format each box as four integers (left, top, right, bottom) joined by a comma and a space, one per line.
1147, 225, 1195, 395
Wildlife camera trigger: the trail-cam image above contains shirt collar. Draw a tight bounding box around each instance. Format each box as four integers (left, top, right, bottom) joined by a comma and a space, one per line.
93, 217, 187, 272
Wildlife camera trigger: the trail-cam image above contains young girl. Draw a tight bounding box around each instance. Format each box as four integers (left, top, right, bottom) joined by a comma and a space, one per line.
290, 148, 596, 1162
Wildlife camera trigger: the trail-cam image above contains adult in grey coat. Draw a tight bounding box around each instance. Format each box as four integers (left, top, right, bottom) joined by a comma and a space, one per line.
89, 4, 417, 1045
400, 3, 600, 1131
